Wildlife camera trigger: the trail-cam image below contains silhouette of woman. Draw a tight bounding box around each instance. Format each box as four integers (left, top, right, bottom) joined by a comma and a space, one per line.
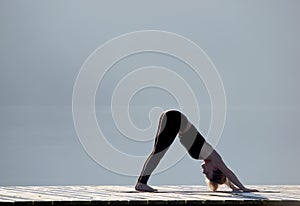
135, 110, 258, 192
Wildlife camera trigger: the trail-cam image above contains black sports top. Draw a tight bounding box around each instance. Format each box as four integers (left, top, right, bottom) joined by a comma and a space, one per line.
178, 124, 206, 160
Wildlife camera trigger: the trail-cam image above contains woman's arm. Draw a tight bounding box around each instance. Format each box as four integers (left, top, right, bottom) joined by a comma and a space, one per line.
225, 179, 240, 191
208, 151, 258, 192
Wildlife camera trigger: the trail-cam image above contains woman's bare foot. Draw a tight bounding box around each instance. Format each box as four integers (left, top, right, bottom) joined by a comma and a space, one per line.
135, 182, 157, 192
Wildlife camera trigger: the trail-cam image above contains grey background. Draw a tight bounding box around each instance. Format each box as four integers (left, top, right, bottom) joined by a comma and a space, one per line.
0, 0, 299, 186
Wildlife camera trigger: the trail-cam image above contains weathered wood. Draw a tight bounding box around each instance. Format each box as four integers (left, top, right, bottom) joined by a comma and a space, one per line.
0, 185, 299, 205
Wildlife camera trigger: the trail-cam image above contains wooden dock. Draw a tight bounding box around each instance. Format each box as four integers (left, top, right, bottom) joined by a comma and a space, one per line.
0, 185, 299, 205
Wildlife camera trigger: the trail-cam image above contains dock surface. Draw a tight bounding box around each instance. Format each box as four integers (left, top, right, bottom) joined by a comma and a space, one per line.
0, 185, 299, 205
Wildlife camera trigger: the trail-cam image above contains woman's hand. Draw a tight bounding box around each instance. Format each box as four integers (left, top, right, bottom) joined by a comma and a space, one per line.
241, 188, 259, 192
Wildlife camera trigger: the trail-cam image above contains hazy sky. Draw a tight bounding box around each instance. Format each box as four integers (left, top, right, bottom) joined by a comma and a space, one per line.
0, 0, 299, 186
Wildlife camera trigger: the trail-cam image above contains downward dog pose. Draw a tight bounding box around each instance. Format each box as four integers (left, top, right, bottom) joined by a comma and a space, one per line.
135, 110, 258, 192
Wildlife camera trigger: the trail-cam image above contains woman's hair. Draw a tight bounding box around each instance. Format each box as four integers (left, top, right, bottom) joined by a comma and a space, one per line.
206, 169, 227, 191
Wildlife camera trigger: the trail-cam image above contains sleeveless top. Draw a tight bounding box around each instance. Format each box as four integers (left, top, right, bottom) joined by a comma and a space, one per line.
178, 124, 205, 160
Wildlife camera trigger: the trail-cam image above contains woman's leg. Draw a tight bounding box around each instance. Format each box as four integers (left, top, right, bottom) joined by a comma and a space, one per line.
136, 110, 184, 191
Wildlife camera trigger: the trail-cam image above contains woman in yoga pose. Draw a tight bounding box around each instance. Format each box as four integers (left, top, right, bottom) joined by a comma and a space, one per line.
135, 110, 258, 192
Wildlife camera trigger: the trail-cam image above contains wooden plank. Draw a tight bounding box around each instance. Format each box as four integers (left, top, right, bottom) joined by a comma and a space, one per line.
0, 185, 299, 205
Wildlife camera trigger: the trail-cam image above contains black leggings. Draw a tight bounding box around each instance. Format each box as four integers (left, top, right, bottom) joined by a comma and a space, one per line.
137, 110, 205, 184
